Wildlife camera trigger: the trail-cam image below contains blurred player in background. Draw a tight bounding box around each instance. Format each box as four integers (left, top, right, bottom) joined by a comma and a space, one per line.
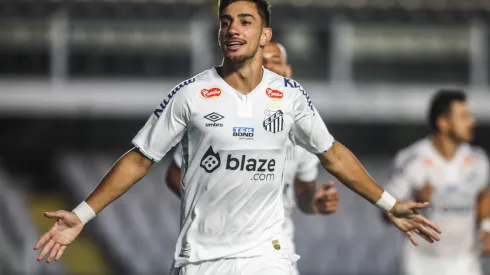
166, 41, 340, 275
385, 89, 490, 275
34, 1, 442, 274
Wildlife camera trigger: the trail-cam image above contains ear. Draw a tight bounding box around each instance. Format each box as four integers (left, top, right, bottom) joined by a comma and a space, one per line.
436, 116, 449, 133
285, 65, 292, 78
260, 27, 272, 48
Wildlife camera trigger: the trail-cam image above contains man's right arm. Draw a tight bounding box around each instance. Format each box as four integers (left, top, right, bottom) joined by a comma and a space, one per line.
34, 78, 194, 262
85, 148, 153, 214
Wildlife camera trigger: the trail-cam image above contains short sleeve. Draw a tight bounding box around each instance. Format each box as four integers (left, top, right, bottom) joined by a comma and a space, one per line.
132, 79, 194, 162
384, 150, 423, 201
173, 144, 183, 169
290, 81, 334, 155
294, 146, 320, 182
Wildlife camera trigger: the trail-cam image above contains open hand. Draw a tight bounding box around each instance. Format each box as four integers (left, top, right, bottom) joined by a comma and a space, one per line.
387, 201, 442, 246
34, 210, 83, 263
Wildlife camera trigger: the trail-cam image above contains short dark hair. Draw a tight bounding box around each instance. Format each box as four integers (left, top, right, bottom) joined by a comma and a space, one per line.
428, 89, 467, 132
218, 0, 271, 27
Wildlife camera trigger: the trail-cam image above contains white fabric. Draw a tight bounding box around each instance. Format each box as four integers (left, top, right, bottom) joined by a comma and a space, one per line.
72, 201, 96, 225
386, 138, 489, 271
375, 191, 396, 212
403, 243, 482, 275
133, 67, 333, 267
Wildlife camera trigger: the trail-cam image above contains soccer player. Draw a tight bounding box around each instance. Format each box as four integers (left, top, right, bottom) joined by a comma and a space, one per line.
166, 41, 340, 275
34, 1, 441, 274
384, 89, 490, 275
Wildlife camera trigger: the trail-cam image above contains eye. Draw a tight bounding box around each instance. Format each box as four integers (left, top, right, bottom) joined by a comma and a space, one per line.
242, 20, 251, 25
221, 21, 231, 27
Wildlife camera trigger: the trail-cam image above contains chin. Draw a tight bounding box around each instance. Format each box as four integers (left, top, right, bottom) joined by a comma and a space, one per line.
224, 53, 248, 64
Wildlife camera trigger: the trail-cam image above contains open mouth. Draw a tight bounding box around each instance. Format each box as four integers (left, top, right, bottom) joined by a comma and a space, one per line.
225, 40, 245, 51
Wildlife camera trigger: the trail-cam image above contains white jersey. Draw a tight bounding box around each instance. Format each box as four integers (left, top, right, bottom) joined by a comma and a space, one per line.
282, 145, 320, 237
132, 67, 334, 267
386, 138, 489, 257
174, 142, 320, 239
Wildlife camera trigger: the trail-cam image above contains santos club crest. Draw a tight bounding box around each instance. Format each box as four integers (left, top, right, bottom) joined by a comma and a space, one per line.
263, 109, 284, 133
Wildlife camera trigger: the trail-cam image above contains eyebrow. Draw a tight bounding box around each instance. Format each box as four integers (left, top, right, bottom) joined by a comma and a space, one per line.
220, 13, 256, 21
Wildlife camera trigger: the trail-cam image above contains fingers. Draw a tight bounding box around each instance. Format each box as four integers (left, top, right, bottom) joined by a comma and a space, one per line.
37, 239, 54, 261
413, 228, 432, 243
322, 181, 335, 189
415, 223, 440, 242
408, 201, 430, 210
47, 243, 61, 263
416, 215, 442, 234
406, 231, 419, 246
34, 232, 51, 250
55, 245, 67, 261
44, 210, 66, 220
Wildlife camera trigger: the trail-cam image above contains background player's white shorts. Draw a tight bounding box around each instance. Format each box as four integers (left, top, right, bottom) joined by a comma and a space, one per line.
403, 250, 482, 275
169, 252, 294, 275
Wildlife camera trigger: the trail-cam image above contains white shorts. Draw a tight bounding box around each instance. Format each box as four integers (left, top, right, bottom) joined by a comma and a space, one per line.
169, 254, 293, 275
281, 238, 300, 275
403, 250, 482, 275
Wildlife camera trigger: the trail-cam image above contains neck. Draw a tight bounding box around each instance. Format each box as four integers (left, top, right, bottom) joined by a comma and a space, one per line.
218, 53, 264, 95
430, 134, 460, 160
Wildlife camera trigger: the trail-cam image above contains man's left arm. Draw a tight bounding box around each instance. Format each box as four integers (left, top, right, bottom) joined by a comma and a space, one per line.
290, 83, 441, 245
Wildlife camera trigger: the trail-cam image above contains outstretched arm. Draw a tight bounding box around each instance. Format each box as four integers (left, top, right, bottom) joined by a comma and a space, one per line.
34, 148, 152, 262
318, 142, 383, 203
85, 148, 153, 213
318, 141, 441, 245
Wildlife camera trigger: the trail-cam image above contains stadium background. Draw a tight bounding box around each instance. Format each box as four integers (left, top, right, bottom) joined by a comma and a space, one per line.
1, 0, 490, 274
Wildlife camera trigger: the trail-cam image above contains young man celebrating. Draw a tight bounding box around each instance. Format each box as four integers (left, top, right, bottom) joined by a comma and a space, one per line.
385, 90, 490, 275
35, 1, 441, 274
166, 41, 340, 275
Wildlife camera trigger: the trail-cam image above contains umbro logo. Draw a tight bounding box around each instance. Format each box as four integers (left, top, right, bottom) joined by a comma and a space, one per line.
204, 112, 224, 127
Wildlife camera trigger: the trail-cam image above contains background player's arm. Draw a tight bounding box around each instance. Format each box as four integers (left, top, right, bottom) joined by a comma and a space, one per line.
294, 147, 338, 214
166, 161, 182, 198
165, 146, 183, 198
294, 178, 316, 213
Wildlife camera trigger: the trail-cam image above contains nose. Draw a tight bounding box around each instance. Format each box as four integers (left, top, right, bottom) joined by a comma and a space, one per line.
226, 20, 240, 37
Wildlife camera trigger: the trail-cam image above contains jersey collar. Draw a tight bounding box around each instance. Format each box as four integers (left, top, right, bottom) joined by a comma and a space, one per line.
210, 66, 269, 99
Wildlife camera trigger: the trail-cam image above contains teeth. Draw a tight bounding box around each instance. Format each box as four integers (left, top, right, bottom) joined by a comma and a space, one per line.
227, 42, 241, 46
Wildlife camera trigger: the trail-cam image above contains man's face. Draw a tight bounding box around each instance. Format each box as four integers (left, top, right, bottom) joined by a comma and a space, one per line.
218, 1, 270, 63
442, 101, 475, 143
262, 43, 291, 78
